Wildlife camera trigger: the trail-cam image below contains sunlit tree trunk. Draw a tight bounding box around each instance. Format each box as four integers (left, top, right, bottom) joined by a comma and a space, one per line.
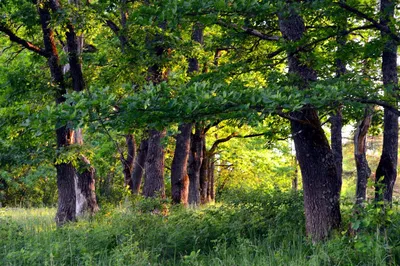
171, 123, 191, 205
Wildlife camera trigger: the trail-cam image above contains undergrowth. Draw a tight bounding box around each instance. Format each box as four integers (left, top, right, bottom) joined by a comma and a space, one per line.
1, 189, 400, 265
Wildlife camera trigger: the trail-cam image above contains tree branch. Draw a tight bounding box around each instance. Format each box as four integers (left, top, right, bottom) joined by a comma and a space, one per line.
105, 19, 129, 50
0, 24, 48, 57
217, 20, 280, 41
338, 2, 400, 43
209, 132, 238, 155
351, 98, 400, 116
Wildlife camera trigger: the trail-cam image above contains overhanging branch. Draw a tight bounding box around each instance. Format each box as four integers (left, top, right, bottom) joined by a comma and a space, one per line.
338, 2, 400, 43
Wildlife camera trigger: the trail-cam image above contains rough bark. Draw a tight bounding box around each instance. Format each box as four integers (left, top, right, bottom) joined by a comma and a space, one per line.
142, 130, 166, 198
354, 109, 372, 205
132, 138, 148, 194
171, 123, 192, 205
375, 0, 398, 204
76, 156, 99, 215
188, 126, 204, 205
278, 6, 341, 242
55, 162, 76, 225
121, 134, 136, 190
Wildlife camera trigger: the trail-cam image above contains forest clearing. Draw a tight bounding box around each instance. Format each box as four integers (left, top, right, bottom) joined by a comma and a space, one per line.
2, 0, 400, 265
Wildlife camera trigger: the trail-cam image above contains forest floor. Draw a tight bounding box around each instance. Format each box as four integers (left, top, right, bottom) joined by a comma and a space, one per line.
2, 190, 400, 266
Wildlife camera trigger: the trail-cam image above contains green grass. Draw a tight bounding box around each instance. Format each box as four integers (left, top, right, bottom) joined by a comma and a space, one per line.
1, 190, 400, 265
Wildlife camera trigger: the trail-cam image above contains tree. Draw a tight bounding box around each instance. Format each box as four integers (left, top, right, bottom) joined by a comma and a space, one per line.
354, 108, 373, 205
171, 123, 191, 205
142, 15, 168, 198
0, 0, 99, 224
132, 139, 148, 194
375, 0, 398, 204
278, 3, 341, 241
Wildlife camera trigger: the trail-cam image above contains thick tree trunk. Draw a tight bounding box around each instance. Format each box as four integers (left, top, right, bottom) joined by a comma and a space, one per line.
143, 130, 166, 198
375, 0, 398, 204
55, 161, 76, 225
132, 138, 148, 194
355, 109, 372, 205
76, 156, 99, 215
121, 134, 136, 190
171, 123, 192, 205
188, 126, 204, 205
279, 6, 341, 241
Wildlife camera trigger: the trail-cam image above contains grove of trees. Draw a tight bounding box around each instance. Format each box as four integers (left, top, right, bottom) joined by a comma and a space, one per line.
2, 0, 400, 244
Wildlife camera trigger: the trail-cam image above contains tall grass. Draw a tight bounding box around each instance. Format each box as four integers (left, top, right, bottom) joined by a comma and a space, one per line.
1, 190, 400, 265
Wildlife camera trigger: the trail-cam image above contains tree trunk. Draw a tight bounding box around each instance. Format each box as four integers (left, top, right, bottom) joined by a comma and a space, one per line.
143, 130, 166, 198
171, 123, 192, 205
132, 138, 148, 194
200, 142, 209, 204
331, 109, 343, 183
354, 109, 372, 205
375, 0, 398, 204
188, 126, 204, 205
292, 156, 298, 192
121, 134, 136, 190
278, 6, 341, 242
170, 22, 203, 205
55, 161, 77, 225
76, 156, 99, 214
208, 156, 215, 201
38, 2, 77, 226
63, 0, 99, 216
330, 4, 347, 183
